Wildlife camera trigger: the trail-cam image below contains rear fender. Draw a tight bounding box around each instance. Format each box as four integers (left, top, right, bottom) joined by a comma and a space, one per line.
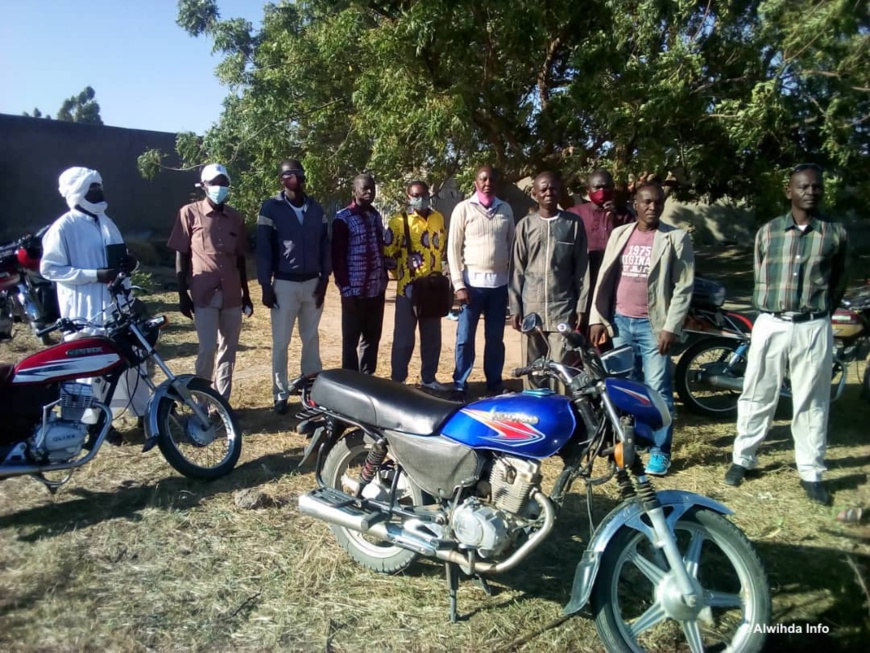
143, 374, 199, 450
562, 490, 732, 615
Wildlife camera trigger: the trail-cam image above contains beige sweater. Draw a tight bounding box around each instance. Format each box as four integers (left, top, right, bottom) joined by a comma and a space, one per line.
447, 198, 515, 290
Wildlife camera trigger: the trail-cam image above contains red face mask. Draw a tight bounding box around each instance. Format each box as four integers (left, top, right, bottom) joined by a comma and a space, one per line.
589, 188, 614, 205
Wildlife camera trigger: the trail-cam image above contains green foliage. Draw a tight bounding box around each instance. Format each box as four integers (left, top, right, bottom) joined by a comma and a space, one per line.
161, 0, 868, 221
55, 86, 103, 125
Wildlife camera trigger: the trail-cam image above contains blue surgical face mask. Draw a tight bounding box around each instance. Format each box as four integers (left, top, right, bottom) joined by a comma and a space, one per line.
206, 185, 230, 204
408, 196, 430, 212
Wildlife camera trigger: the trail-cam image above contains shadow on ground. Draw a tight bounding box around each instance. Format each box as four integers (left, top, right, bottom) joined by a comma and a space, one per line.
1, 448, 303, 541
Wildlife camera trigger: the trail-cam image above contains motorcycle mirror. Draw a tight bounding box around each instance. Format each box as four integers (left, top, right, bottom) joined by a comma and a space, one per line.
521, 313, 542, 334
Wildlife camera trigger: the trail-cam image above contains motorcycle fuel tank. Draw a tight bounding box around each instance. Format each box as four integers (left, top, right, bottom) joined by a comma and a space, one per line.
440, 391, 577, 459
13, 336, 123, 384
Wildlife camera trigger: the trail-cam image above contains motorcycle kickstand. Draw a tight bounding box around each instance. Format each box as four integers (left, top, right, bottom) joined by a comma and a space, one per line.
445, 561, 460, 624
32, 471, 73, 494
474, 574, 494, 596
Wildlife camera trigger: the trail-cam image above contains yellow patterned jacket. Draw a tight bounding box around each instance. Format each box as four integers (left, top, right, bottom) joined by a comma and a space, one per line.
384, 209, 447, 298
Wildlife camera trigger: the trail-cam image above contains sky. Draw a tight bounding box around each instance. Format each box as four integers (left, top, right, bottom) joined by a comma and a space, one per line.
0, 0, 264, 135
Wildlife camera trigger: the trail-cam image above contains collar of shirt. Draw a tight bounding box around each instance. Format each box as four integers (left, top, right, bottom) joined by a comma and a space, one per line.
469, 195, 503, 213
283, 191, 307, 209
199, 198, 228, 218
784, 212, 819, 233
348, 201, 379, 220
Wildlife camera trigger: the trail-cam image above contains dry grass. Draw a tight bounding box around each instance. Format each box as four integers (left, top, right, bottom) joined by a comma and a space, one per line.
1, 251, 869, 652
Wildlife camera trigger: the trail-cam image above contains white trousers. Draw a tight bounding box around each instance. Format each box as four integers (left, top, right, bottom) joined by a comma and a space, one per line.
733, 312, 833, 482
271, 278, 323, 401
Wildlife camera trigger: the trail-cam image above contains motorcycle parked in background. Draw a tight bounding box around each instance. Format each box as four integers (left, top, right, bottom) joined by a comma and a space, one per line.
0, 272, 242, 492
295, 313, 771, 651
0, 226, 59, 345
675, 281, 870, 417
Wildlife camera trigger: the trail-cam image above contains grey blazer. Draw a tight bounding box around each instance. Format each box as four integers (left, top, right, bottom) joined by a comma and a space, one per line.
589, 222, 695, 336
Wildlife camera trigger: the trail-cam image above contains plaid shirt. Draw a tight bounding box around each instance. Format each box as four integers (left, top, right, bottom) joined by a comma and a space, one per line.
753, 213, 848, 314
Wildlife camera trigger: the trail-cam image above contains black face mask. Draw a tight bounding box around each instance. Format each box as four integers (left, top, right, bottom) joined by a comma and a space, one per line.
84, 188, 105, 204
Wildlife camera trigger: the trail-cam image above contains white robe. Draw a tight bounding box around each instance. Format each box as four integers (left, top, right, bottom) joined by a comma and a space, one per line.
40, 210, 149, 418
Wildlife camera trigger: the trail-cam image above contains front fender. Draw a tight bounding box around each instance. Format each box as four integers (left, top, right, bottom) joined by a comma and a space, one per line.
142, 374, 200, 448
562, 490, 732, 616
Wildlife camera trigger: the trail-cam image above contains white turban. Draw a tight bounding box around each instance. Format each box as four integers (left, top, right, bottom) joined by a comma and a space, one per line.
58, 167, 104, 212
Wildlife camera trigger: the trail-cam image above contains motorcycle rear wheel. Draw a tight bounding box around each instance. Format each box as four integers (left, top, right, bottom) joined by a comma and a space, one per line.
156, 377, 242, 480
675, 338, 745, 417
592, 508, 770, 653
321, 430, 425, 573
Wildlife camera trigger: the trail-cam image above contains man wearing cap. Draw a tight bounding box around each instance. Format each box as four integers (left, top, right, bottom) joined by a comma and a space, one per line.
257, 159, 330, 414
41, 166, 149, 438
725, 164, 849, 506
168, 163, 252, 402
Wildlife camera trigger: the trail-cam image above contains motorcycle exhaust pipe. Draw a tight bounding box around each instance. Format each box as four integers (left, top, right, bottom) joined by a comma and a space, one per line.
702, 373, 745, 392
298, 490, 439, 555
299, 488, 556, 575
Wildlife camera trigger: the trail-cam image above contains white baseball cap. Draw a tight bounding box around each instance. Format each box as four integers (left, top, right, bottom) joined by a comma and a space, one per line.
200, 163, 230, 184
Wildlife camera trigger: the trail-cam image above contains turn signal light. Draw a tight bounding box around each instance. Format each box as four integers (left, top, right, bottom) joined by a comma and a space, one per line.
614, 442, 625, 469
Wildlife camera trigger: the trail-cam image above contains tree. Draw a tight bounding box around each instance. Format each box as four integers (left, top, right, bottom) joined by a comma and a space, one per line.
140, 0, 869, 220
22, 108, 50, 119
56, 86, 103, 125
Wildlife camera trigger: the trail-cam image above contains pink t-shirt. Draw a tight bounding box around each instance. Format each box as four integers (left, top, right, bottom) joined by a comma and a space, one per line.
615, 227, 656, 318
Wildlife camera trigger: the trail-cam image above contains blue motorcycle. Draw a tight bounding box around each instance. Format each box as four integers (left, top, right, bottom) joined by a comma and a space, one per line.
296, 314, 771, 651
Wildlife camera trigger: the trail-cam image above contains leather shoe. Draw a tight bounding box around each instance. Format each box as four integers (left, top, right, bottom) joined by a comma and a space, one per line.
274, 399, 288, 415
800, 480, 832, 506
724, 464, 749, 486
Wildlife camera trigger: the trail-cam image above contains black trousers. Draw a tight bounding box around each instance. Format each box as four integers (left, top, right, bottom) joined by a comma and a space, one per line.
341, 293, 386, 375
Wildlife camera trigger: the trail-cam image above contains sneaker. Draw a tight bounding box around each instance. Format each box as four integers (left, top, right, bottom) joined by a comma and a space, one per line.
645, 453, 671, 476
274, 399, 288, 415
484, 386, 508, 398
449, 389, 467, 402
420, 380, 451, 392
724, 463, 749, 487
800, 480, 832, 506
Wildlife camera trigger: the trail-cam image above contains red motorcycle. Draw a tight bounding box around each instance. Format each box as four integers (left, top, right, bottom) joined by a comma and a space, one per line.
0, 227, 60, 345
0, 274, 242, 491
674, 281, 870, 416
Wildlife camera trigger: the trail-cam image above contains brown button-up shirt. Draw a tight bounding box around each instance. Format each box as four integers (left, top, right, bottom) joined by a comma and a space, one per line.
167, 199, 248, 308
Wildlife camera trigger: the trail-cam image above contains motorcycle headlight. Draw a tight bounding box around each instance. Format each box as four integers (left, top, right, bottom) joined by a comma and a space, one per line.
142, 315, 169, 347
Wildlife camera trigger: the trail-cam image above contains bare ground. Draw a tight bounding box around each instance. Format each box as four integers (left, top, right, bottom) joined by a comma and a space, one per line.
1, 248, 868, 652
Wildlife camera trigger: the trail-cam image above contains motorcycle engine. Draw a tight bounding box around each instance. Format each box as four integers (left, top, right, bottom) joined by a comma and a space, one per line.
29, 382, 92, 463
450, 457, 542, 559
32, 417, 88, 462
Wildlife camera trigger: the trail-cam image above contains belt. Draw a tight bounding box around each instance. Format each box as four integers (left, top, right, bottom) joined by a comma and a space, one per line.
765, 311, 828, 323
275, 272, 320, 282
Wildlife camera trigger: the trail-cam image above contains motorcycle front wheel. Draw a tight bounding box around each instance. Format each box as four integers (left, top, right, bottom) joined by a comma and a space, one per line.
321, 430, 427, 574
156, 377, 242, 480
592, 508, 771, 653
674, 338, 746, 417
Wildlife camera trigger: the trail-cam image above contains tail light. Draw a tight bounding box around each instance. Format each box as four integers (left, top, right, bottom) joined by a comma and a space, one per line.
16, 247, 41, 272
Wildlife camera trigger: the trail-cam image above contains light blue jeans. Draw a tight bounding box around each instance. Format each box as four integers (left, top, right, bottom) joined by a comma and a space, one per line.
612, 314, 674, 456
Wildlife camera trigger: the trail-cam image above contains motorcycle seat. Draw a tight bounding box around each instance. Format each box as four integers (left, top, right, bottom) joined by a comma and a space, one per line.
310, 369, 462, 435
0, 363, 14, 385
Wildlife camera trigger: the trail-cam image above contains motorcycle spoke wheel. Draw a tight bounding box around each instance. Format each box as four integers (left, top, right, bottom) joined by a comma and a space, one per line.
592, 508, 770, 653
156, 378, 241, 480
321, 430, 425, 573
675, 339, 746, 417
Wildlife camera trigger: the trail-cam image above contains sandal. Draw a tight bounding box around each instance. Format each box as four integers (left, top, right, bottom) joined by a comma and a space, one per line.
836, 507, 865, 524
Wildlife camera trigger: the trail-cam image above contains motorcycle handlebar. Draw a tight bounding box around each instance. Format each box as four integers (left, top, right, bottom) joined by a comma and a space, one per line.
512, 365, 534, 378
